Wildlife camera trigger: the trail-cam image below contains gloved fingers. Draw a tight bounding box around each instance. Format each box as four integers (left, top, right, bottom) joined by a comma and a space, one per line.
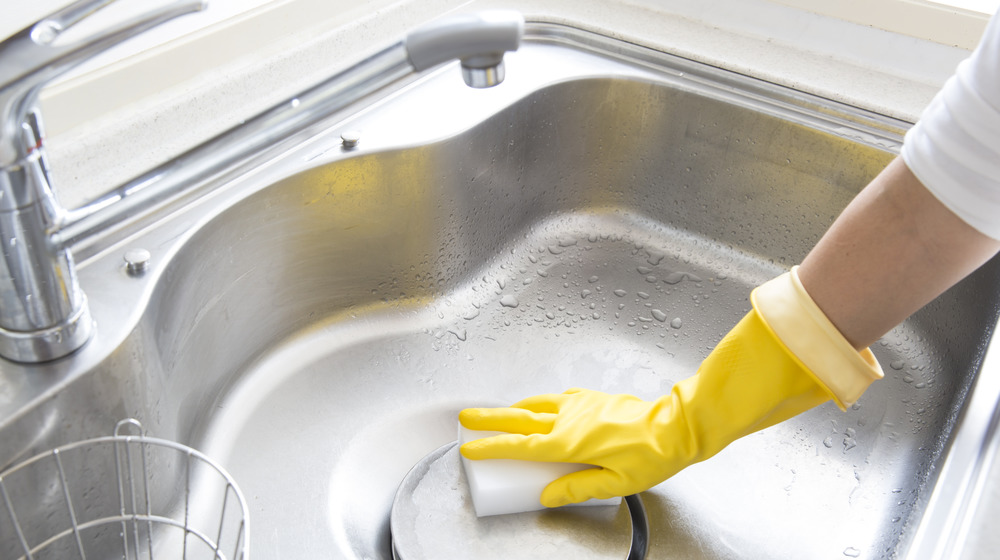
500, 387, 607, 413
540, 467, 625, 508
459, 432, 556, 462
459, 407, 555, 434
508, 392, 568, 413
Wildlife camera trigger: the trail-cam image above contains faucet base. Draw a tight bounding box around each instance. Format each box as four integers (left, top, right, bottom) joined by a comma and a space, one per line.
0, 297, 93, 362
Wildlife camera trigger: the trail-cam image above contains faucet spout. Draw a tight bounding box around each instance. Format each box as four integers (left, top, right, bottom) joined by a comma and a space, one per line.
405, 10, 524, 88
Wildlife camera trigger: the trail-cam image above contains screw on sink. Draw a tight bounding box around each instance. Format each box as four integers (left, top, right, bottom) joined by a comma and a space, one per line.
341, 130, 361, 149
124, 248, 151, 276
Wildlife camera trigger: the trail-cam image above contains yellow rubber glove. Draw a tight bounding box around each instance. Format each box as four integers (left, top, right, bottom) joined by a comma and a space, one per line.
459, 266, 884, 507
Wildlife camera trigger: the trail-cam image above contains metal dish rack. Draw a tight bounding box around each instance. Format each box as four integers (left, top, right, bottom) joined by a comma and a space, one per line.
0, 419, 248, 559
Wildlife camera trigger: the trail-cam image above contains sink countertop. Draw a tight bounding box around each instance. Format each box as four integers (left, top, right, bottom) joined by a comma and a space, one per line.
12, 0, 999, 558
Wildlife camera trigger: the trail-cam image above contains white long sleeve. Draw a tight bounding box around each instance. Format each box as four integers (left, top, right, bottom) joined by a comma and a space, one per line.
901, 12, 1000, 240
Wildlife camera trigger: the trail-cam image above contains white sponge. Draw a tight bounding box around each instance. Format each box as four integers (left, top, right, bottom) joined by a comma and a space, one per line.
458, 425, 622, 517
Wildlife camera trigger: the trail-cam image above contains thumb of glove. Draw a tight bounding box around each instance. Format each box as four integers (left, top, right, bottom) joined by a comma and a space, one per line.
540, 466, 626, 507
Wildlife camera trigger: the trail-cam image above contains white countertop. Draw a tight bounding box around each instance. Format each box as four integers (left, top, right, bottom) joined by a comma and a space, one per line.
8, 1, 1000, 557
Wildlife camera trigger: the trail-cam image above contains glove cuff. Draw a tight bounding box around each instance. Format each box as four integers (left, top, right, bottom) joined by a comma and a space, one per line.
750, 267, 884, 411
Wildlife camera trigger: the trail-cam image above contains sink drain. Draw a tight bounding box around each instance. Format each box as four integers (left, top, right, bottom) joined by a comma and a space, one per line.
390, 442, 648, 559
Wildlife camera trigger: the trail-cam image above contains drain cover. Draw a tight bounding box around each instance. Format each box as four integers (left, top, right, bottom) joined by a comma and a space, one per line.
390, 442, 648, 559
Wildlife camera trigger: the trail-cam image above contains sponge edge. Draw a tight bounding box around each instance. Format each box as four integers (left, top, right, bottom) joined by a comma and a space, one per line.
459, 425, 622, 517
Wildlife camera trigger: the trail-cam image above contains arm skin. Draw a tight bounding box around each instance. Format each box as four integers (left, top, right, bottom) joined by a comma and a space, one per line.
798, 156, 1000, 351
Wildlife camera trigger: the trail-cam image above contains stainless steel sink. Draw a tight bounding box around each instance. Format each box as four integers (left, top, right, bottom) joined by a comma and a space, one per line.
2, 24, 999, 559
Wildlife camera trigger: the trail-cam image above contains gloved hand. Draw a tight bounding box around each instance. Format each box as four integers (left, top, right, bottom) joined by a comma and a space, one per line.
459, 266, 884, 507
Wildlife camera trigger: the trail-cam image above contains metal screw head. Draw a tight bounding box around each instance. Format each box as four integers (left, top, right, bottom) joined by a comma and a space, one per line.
124, 248, 151, 276
341, 130, 361, 149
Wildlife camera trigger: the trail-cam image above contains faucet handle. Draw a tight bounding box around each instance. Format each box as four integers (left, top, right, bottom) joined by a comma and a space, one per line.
0, 0, 207, 164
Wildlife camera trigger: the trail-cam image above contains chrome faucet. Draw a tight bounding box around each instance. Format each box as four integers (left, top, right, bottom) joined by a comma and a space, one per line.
0, 0, 523, 363
0, 0, 208, 362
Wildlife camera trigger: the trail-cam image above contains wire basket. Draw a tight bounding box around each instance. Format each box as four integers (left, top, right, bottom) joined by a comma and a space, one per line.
0, 419, 248, 560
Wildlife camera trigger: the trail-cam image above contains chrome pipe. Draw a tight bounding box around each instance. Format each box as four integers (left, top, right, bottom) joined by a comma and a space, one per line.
55, 43, 413, 249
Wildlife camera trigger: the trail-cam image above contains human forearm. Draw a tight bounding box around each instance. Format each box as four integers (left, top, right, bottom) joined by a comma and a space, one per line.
798, 156, 1000, 350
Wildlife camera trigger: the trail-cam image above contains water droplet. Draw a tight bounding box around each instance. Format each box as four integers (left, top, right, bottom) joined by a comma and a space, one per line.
823, 436, 834, 448
588, 275, 599, 283
843, 547, 860, 558
637, 266, 652, 274
645, 275, 657, 283
500, 295, 519, 308
581, 289, 592, 299
890, 360, 905, 370
497, 278, 506, 289
670, 318, 683, 329
592, 312, 600, 320
637, 292, 650, 299
463, 309, 480, 320
613, 290, 627, 297
449, 328, 467, 341
651, 309, 667, 322
663, 272, 686, 284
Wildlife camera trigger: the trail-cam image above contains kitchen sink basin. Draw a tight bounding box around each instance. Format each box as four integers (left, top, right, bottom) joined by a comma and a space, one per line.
2, 24, 999, 559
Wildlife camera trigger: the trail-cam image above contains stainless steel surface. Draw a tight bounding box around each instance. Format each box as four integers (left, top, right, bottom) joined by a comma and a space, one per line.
0, 6, 523, 363
389, 442, 646, 559
1, 22, 999, 560
905, 328, 1000, 560
0, 419, 247, 559
0, 0, 205, 362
